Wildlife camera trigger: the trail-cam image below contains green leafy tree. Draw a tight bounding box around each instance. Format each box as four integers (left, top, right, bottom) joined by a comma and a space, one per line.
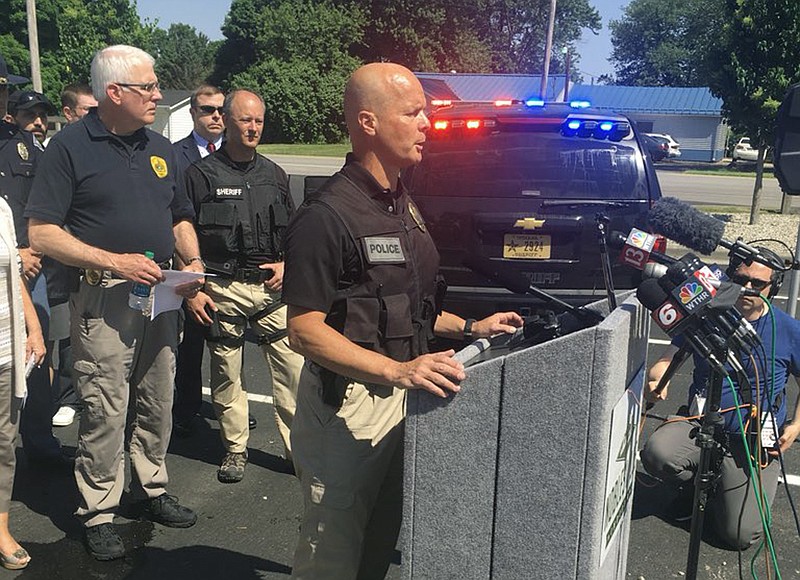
705, 0, 800, 222
0, 0, 155, 105
342, 0, 600, 75
608, 0, 723, 86
150, 24, 218, 90
213, 0, 364, 143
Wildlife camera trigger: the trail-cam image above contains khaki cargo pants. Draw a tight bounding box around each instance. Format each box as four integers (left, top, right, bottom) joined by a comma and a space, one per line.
291, 361, 406, 580
71, 279, 180, 527
204, 278, 303, 456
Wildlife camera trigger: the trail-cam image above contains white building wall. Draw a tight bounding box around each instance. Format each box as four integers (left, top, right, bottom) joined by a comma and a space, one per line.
164, 102, 193, 143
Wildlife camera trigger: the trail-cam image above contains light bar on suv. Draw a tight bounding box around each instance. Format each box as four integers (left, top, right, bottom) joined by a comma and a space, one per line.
561, 114, 631, 142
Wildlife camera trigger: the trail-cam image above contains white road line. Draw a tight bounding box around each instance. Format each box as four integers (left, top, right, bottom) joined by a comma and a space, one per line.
201, 386, 274, 406
780, 474, 800, 487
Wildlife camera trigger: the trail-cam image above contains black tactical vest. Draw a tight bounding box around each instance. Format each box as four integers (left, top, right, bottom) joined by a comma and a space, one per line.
311, 173, 443, 362
194, 154, 290, 265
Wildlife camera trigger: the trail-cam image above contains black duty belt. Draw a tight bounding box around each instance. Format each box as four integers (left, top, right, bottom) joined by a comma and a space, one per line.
229, 267, 273, 284
81, 260, 172, 287
206, 259, 276, 284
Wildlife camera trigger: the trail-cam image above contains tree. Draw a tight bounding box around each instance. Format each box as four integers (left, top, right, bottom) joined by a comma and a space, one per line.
149, 24, 218, 90
341, 0, 600, 75
213, 0, 365, 143
0, 0, 154, 105
705, 0, 800, 222
608, 0, 723, 86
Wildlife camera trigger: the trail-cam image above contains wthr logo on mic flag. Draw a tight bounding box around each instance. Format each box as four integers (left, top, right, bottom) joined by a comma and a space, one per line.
673, 281, 712, 313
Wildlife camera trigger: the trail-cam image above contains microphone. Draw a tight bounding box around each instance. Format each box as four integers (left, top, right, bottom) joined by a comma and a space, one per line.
648, 198, 785, 271
639, 253, 760, 353
637, 279, 729, 374
608, 229, 676, 270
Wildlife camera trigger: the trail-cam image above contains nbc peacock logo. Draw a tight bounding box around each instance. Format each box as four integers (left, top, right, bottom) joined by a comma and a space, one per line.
678, 282, 703, 304
630, 230, 648, 247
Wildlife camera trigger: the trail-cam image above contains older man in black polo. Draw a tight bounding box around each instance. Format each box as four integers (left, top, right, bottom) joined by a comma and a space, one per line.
25, 45, 204, 561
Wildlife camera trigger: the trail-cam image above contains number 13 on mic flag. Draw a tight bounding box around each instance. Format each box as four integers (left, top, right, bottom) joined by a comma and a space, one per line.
619, 228, 657, 269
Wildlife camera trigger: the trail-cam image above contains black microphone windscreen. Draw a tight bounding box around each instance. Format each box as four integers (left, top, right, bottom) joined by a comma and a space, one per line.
636, 278, 669, 311
648, 197, 725, 255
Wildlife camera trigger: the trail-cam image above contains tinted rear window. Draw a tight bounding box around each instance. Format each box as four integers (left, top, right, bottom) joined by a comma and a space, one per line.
415, 132, 649, 200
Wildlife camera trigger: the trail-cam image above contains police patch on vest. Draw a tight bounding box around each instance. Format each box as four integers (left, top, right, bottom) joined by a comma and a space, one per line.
363, 237, 406, 264
16, 142, 28, 161
150, 156, 168, 178
214, 187, 243, 198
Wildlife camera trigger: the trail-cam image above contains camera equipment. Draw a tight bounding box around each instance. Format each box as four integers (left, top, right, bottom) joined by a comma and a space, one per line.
774, 82, 800, 195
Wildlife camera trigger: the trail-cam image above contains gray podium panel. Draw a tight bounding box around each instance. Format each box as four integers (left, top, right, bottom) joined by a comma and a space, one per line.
403, 295, 648, 580
492, 330, 596, 579
402, 356, 505, 580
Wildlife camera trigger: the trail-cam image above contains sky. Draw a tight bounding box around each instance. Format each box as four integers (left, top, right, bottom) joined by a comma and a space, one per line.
135, 0, 625, 81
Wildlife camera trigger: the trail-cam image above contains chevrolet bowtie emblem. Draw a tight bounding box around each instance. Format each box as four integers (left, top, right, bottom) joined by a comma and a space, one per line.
513, 217, 546, 230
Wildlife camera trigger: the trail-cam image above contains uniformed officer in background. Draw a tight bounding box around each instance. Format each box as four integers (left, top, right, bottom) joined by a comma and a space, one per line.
184, 89, 303, 483
25, 45, 204, 561
7, 91, 56, 149
0, 55, 66, 467
282, 63, 523, 579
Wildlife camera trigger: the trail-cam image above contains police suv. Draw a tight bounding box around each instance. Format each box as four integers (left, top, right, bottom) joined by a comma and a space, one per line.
405, 99, 663, 318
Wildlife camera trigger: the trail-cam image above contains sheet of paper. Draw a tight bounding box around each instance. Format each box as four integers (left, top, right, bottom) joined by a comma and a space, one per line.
151, 269, 213, 320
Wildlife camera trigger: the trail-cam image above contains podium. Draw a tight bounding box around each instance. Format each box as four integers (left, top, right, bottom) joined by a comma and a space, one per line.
400, 294, 649, 579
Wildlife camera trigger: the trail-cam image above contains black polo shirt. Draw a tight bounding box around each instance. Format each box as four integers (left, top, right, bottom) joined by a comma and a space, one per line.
0, 121, 39, 246
25, 111, 194, 263
282, 154, 402, 314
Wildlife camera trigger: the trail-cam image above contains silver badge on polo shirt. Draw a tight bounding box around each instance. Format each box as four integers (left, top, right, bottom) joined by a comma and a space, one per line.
363, 236, 406, 264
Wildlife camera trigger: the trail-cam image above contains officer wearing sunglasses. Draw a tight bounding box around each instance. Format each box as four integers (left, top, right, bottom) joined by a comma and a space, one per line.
642, 246, 800, 551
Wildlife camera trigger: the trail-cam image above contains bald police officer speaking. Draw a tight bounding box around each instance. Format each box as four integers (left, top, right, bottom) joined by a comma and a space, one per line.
25, 45, 204, 561
282, 63, 523, 579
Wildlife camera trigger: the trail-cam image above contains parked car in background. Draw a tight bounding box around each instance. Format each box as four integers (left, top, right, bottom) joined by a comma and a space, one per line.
732, 137, 760, 162
645, 133, 681, 157
643, 134, 669, 162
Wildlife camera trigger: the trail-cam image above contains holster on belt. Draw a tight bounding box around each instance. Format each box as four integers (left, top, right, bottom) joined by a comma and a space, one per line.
319, 367, 350, 409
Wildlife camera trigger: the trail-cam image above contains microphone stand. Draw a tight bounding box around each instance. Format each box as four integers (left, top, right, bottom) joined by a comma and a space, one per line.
595, 213, 618, 312
685, 363, 728, 580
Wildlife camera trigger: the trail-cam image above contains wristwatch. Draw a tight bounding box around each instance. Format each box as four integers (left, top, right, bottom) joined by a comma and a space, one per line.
463, 318, 476, 340
186, 256, 206, 269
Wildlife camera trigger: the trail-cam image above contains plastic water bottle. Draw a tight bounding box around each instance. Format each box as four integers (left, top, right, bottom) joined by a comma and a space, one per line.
129, 250, 155, 315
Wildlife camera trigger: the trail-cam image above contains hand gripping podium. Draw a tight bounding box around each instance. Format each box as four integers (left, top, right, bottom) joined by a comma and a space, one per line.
400, 294, 649, 579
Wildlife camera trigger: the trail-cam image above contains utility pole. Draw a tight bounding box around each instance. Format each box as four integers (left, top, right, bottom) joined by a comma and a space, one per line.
539, 0, 557, 100
562, 47, 570, 101
26, 0, 42, 92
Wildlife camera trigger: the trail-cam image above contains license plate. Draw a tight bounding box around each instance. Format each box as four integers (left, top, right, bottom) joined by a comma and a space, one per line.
503, 234, 551, 259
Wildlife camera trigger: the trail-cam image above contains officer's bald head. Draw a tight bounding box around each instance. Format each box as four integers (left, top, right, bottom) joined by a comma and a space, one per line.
344, 63, 422, 135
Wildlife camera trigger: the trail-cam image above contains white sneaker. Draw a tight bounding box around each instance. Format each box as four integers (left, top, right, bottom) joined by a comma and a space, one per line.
52, 406, 76, 427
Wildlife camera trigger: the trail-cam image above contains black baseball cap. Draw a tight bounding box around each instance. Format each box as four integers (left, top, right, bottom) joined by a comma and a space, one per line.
0, 54, 29, 86
9, 91, 56, 115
